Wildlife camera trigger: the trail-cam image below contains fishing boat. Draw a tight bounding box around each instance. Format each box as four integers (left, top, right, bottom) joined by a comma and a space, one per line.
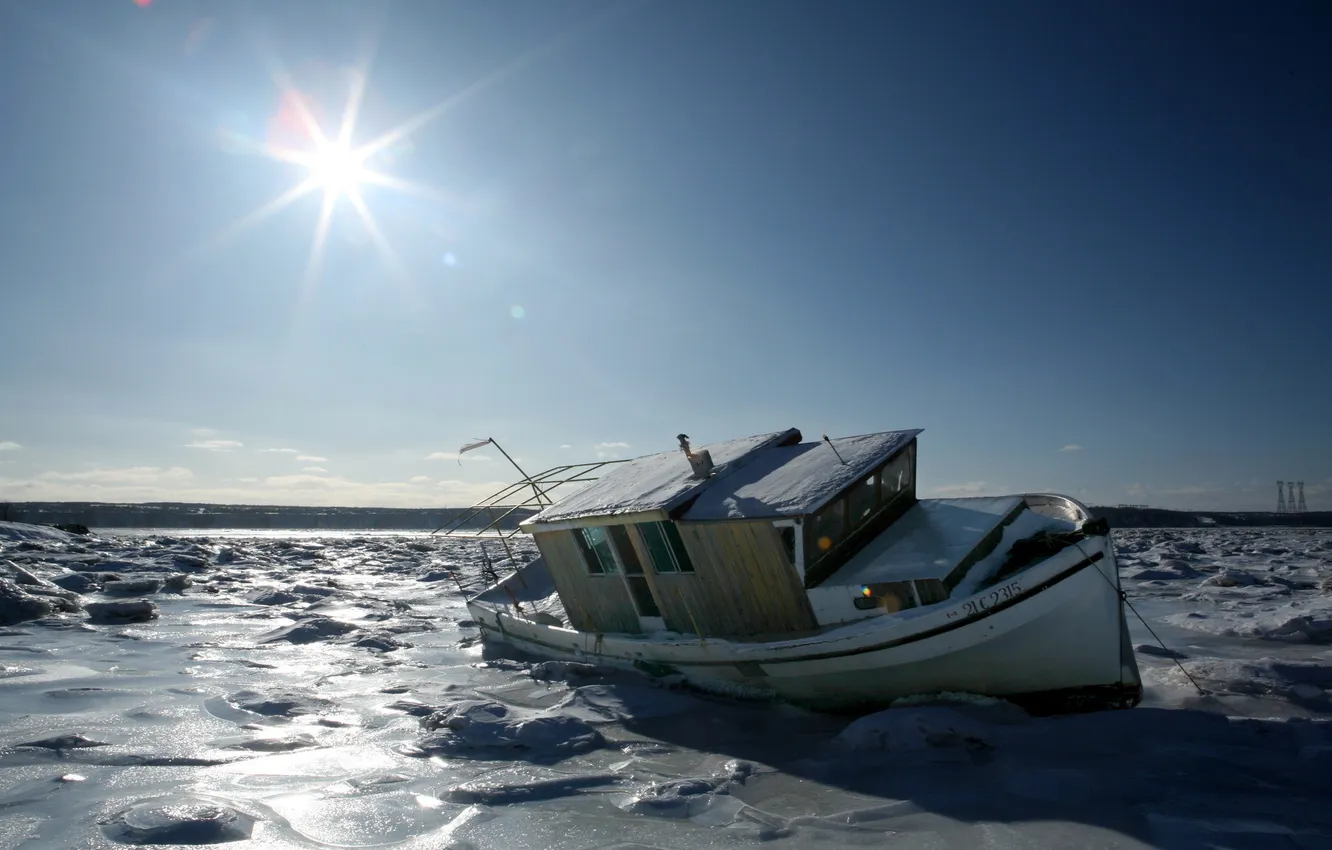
441, 428, 1143, 714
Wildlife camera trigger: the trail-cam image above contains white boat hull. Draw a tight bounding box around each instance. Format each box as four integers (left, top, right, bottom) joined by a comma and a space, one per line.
466, 531, 1142, 713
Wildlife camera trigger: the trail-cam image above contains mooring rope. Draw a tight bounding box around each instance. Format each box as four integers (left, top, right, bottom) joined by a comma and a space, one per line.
1075, 539, 1207, 697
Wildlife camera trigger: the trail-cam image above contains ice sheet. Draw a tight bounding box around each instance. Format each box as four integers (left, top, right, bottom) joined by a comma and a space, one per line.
1, 522, 1329, 850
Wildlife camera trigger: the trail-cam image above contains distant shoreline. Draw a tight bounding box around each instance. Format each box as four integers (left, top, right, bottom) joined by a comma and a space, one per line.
2, 500, 1328, 531
0, 501, 535, 532
1089, 506, 1332, 529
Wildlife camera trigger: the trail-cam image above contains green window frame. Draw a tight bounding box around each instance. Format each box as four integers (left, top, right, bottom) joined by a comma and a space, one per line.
637, 521, 695, 574
572, 526, 618, 574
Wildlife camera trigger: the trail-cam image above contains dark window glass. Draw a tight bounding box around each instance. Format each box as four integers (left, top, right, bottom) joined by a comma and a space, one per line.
626, 576, 661, 617
805, 499, 846, 567
639, 521, 675, 572
662, 522, 695, 573
576, 527, 618, 574
847, 473, 878, 527
856, 581, 918, 613
879, 450, 914, 503
608, 525, 643, 575
915, 579, 949, 605
778, 526, 796, 566
571, 528, 603, 574
638, 521, 695, 573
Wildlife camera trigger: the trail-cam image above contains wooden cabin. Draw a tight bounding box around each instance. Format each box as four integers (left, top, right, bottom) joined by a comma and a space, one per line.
519, 428, 921, 639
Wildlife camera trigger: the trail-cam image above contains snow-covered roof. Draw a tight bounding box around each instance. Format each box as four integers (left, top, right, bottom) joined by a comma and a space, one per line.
682, 430, 921, 521
524, 428, 922, 528
524, 429, 802, 526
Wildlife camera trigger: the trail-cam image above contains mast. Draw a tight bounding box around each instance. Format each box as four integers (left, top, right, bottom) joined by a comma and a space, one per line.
458, 437, 551, 506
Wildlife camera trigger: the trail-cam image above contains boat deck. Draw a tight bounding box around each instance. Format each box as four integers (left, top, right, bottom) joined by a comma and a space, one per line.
821, 496, 1027, 590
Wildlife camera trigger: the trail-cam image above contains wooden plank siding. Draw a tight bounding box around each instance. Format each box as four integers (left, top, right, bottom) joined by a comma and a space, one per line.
655, 520, 817, 638
531, 530, 641, 634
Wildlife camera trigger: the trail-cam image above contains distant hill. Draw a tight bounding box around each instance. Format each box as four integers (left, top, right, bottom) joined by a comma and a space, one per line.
1089, 506, 1332, 529
0, 501, 538, 532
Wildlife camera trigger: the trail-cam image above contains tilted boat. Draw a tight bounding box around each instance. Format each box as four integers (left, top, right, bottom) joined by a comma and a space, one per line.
442, 428, 1143, 714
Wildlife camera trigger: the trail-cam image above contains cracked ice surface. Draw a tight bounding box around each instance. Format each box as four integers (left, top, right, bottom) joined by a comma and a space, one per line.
1, 521, 1330, 849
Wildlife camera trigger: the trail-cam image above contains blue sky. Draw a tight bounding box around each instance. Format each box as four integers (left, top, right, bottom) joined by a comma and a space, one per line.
0, 0, 1328, 511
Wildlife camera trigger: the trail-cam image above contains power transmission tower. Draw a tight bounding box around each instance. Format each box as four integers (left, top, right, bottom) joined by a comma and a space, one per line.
1278, 480, 1287, 513
1297, 481, 1307, 513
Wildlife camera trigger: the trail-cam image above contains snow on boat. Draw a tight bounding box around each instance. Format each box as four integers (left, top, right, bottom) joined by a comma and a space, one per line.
444, 428, 1143, 714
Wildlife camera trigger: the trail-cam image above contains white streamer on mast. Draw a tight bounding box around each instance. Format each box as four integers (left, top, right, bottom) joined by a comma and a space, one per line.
456, 438, 494, 464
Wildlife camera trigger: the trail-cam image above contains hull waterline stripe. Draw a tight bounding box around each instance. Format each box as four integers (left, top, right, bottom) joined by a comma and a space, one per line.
480, 551, 1107, 668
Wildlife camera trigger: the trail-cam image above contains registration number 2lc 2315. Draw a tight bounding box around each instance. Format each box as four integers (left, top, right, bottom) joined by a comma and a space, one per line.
959, 581, 1022, 617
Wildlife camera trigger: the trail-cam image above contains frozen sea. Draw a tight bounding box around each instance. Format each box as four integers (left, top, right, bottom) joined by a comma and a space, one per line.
2, 521, 1331, 850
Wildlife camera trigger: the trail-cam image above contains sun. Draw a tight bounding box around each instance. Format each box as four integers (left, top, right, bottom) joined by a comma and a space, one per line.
304, 141, 369, 198
179, 2, 636, 302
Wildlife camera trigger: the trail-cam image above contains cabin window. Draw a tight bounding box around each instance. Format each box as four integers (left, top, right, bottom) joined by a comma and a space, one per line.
573, 526, 618, 575
847, 473, 878, 525
804, 499, 846, 567
638, 521, 695, 573
914, 579, 949, 606
880, 444, 915, 502
853, 581, 919, 612
778, 526, 796, 567
805, 445, 916, 574
608, 525, 642, 572
608, 525, 663, 617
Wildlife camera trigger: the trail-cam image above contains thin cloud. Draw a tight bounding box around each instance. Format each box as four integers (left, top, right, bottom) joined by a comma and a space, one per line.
259, 448, 300, 454
558, 444, 572, 450
436, 479, 511, 503
264, 474, 342, 489
301, 466, 328, 473
39, 466, 194, 485
1305, 479, 1331, 497
1158, 484, 1224, 496
0, 470, 499, 507
0, 441, 20, 451
1059, 444, 1082, 453
930, 481, 994, 497
595, 441, 630, 459
595, 442, 630, 450
185, 439, 243, 451
409, 475, 431, 484
296, 455, 327, 463
426, 451, 493, 462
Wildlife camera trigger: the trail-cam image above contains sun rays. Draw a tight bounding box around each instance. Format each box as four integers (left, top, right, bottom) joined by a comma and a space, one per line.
171, 1, 645, 303
199, 45, 523, 301
234, 58, 412, 299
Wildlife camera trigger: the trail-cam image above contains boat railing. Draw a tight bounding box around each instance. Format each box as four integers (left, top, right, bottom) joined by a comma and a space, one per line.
429, 456, 630, 591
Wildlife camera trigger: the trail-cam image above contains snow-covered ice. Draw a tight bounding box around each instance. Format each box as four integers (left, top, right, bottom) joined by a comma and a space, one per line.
2, 520, 1330, 849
